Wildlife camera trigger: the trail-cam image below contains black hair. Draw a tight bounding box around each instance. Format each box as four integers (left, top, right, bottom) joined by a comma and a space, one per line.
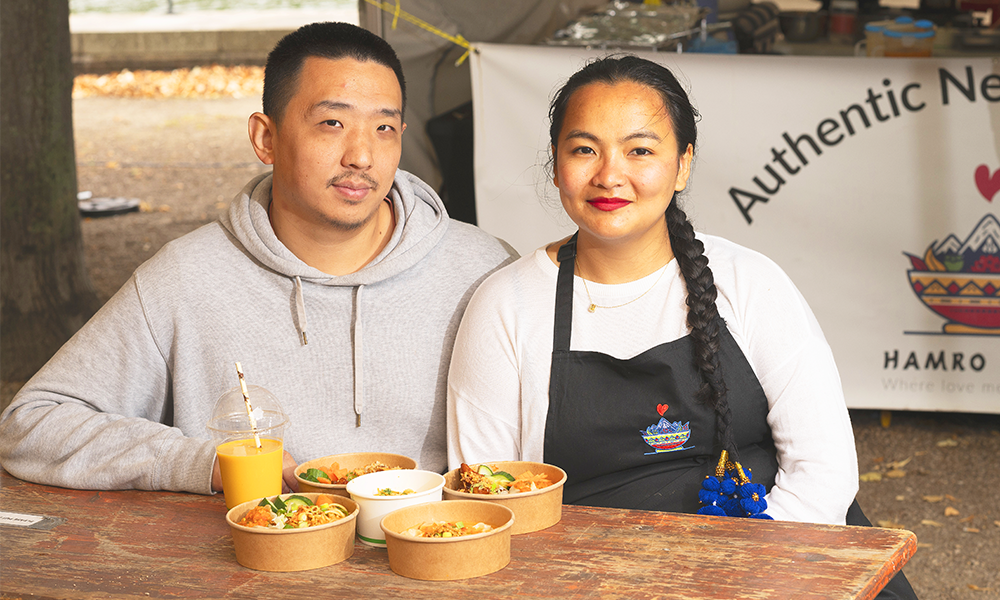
262, 22, 407, 123
548, 55, 736, 457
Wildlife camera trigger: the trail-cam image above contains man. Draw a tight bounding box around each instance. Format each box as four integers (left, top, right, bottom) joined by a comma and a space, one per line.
0, 22, 515, 495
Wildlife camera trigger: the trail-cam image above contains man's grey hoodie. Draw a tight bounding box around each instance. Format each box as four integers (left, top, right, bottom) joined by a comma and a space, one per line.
0, 171, 516, 494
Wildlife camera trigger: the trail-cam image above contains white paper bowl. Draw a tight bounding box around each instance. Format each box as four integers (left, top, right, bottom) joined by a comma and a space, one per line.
346, 469, 445, 547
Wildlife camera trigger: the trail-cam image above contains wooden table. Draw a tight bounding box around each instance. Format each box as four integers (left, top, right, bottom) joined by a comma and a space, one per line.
1, 469, 915, 599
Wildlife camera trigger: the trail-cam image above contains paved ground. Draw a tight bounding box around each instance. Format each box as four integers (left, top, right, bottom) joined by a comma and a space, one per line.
3, 95, 999, 600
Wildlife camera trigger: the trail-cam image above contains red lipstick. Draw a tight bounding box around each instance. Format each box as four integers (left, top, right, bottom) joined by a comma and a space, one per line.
587, 197, 631, 211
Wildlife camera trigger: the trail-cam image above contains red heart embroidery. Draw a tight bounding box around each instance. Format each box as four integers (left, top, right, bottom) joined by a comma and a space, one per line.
975, 164, 1000, 202
656, 404, 668, 416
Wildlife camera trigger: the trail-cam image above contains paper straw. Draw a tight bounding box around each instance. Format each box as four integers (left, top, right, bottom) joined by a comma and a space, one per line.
235, 362, 262, 449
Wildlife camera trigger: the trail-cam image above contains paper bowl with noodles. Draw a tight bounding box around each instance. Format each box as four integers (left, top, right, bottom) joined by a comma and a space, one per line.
225, 492, 359, 572
294, 452, 417, 496
442, 461, 567, 534
346, 469, 446, 547
380, 499, 514, 580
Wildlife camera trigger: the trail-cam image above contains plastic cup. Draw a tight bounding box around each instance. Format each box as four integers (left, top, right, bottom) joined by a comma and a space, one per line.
884, 28, 935, 57
207, 385, 289, 509
883, 16, 935, 57
861, 20, 892, 56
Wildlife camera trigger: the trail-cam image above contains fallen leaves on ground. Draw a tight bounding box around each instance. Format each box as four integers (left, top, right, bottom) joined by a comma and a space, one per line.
885, 469, 906, 478
968, 584, 991, 591
937, 438, 959, 447
921, 519, 943, 527
73, 65, 264, 99
945, 506, 961, 516
876, 519, 907, 529
885, 457, 912, 470
923, 495, 944, 503
860, 471, 882, 482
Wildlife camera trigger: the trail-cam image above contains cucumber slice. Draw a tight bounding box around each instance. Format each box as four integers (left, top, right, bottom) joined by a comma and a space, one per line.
257, 497, 276, 511
298, 468, 327, 482
272, 496, 287, 511
491, 471, 515, 482
476, 464, 494, 476
283, 495, 314, 510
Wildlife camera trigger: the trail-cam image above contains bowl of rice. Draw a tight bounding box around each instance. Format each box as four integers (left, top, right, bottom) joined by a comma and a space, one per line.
442, 461, 567, 534
225, 492, 358, 572
380, 499, 514, 580
294, 452, 417, 496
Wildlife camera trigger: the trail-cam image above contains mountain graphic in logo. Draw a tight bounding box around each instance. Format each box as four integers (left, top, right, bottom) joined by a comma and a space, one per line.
904, 213, 1000, 334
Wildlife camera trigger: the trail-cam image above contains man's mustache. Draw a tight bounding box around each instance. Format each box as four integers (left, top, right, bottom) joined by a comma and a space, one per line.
327, 171, 378, 189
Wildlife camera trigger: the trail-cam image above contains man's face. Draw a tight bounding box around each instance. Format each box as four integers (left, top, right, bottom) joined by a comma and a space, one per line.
260, 56, 404, 233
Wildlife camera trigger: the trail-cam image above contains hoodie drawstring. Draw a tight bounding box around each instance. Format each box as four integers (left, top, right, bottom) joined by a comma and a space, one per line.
293, 276, 308, 345
353, 285, 365, 427
292, 277, 363, 427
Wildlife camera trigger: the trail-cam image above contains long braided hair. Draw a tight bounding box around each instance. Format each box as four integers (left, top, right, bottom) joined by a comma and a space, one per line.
548, 55, 737, 458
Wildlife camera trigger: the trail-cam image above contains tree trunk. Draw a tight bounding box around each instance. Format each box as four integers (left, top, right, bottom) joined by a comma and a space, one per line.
1, 0, 100, 383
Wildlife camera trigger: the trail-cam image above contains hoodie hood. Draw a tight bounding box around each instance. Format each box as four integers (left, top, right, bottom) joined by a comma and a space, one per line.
220, 170, 452, 425
220, 169, 450, 286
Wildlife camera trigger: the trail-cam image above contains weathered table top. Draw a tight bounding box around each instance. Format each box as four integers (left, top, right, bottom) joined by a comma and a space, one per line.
1, 469, 915, 599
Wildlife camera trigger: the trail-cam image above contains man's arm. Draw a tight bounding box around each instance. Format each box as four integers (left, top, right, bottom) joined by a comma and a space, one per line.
0, 275, 217, 494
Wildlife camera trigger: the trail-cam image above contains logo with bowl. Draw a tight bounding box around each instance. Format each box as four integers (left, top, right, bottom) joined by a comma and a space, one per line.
641, 403, 694, 455
904, 213, 1000, 335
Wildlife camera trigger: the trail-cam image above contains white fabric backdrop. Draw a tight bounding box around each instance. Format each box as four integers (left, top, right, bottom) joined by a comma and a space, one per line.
470, 43, 1000, 413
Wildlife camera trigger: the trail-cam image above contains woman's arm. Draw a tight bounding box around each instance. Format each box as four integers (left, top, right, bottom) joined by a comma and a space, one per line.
717, 240, 858, 525
447, 273, 525, 469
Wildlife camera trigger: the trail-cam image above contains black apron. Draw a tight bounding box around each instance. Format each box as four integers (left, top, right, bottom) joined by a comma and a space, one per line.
543, 234, 778, 513
540, 235, 917, 599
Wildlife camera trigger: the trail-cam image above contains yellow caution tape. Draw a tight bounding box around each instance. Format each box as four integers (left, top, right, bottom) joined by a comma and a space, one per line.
362, 0, 474, 66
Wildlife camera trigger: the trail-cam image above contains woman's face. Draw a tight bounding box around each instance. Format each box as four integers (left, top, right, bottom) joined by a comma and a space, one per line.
553, 81, 693, 248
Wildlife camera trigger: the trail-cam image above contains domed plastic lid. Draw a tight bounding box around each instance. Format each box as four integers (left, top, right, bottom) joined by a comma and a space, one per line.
914, 19, 935, 29
207, 384, 288, 439
894, 16, 914, 24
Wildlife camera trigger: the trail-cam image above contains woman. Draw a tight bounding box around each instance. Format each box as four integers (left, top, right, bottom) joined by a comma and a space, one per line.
447, 55, 858, 522
448, 54, 917, 598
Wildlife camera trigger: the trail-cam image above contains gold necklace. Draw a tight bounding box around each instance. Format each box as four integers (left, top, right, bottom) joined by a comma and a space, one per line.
578, 262, 667, 313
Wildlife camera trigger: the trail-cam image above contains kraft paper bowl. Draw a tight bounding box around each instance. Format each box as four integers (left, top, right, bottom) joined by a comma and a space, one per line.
346, 469, 445, 547
443, 461, 567, 535
294, 452, 418, 496
380, 500, 514, 580
225, 492, 359, 572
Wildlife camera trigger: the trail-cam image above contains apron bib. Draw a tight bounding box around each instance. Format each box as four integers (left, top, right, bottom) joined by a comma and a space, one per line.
543, 234, 778, 513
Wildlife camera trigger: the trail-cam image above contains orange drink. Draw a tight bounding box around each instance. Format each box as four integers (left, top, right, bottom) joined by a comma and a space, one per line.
217, 437, 283, 508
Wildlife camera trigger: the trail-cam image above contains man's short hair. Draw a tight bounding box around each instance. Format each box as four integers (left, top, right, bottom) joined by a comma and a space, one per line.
263, 22, 407, 123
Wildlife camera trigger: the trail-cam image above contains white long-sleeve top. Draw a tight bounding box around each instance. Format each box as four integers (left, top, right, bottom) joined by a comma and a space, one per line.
447, 234, 859, 525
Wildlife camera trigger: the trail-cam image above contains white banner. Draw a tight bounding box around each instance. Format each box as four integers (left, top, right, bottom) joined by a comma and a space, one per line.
470, 43, 1000, 413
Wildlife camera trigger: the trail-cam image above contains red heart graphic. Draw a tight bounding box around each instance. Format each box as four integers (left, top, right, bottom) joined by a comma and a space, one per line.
656, 404, 668, 416
975, 164, 1000, 202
